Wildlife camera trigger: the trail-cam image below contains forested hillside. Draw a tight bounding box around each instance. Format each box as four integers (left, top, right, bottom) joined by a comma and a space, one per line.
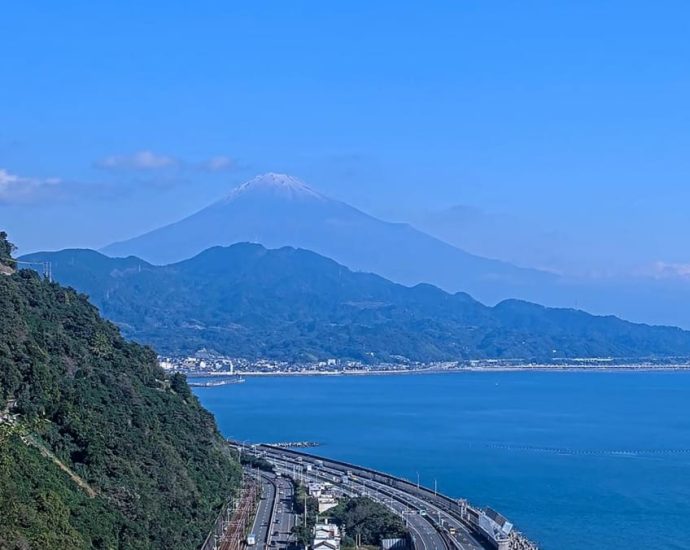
22, 243, 690, 362
0, 234, 240, 549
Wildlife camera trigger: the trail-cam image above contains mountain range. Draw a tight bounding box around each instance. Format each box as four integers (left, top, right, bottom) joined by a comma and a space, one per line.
101, 173, 558, 307
98, 173, 690, 329
21, 243, 690, 362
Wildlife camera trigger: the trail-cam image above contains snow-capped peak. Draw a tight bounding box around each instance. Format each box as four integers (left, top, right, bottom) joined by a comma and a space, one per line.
225, 173, 324, 201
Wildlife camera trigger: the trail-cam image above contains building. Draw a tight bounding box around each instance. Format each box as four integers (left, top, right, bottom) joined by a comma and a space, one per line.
476, 508, 512, 550
313, 521, 341, 550
308, 482, 324, 497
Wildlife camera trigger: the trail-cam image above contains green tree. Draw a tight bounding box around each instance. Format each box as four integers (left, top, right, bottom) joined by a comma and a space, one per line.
327, 497, 407, 546
0, 251, 242, 549
0, 231, 17, 268
171, 372, 192, 399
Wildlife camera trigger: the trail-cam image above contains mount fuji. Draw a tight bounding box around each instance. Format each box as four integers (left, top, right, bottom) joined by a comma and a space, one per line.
101, 173, 557, 305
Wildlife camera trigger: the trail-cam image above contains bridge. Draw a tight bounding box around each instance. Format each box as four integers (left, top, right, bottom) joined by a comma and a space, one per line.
225, 442, 539, 550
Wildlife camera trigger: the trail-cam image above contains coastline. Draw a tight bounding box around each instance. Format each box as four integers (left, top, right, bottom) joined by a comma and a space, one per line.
185, 364, 690, 378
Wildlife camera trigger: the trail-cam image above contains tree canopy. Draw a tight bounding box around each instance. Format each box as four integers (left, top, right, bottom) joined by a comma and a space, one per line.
0, 231, 17, 268
0, 242, 241, 549
327, 497, 407, 546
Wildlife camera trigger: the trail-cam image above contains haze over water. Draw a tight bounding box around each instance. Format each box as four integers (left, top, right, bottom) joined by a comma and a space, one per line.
194, 371, 690, 550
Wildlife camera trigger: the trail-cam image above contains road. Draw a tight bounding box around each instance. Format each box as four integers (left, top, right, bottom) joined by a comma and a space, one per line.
259, 446, 495, 550
272, 474, 298, 550
347, 471, 486, 550
235, 443, 536, 550
249, 472, 277, 549
265, 453, 462, 550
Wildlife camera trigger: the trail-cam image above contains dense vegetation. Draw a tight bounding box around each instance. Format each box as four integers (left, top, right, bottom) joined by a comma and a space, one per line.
291, 482, 320, 546
21, 244, 690, 362
0, 231, 16, 271
239, 453, 275, 473
0, 234, 241, 549
290, 486, 406, 548
327, 497, 407, 546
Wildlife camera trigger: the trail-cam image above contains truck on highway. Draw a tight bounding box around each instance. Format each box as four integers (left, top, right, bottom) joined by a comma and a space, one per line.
246, 533, 256, 546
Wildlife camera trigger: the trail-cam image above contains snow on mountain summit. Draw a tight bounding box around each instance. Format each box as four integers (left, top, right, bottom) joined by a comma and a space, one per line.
224, 173, 324, 201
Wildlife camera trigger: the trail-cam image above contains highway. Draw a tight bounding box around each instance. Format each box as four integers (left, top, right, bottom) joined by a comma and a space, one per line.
347, 471, 486, 550
249, 472, 277, 549
238, 443, 536, 550
272, 474, 298, 550
278, 462, 448, 550
349, 477, 448, 550
262, 451, 478, 550
246, 470, 299, 550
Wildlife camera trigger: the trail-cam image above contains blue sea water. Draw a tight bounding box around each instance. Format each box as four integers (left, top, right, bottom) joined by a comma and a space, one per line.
193, 372, 690, 550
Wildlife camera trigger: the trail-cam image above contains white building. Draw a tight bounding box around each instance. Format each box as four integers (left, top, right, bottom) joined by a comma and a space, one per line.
313, 521, 341, 550
308, 482, 324, 497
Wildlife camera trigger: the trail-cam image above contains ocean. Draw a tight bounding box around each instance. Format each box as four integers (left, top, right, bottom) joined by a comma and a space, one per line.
192, 371, 690, 549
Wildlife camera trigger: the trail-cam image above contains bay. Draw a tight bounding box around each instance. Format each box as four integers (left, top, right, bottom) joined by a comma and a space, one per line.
193, 371, 690, 549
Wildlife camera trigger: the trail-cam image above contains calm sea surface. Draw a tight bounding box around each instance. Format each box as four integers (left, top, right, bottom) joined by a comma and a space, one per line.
193, 372, 690, 550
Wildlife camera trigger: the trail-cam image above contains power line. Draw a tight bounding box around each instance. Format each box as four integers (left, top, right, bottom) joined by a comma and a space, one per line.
15, 260, 52, 282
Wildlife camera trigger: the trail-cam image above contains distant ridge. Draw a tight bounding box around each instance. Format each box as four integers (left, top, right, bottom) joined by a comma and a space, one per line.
22, 243, 690, 363
100, 173, 557, 307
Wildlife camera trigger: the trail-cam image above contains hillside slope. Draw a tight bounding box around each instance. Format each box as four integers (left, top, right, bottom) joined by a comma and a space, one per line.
21, 244, 690, 362
1, 239, 240, 548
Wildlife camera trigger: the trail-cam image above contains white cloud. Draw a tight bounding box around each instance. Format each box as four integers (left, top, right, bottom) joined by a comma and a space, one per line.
96, 150, 178, 171
0, 169, 61, 204
199, 155, 235, 172
95, 151, 237, 174
641, 261, 690, 281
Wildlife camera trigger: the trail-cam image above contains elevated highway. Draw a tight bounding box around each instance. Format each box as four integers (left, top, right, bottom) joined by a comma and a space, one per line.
268, 454, 457, 550
235, 442, 538, 550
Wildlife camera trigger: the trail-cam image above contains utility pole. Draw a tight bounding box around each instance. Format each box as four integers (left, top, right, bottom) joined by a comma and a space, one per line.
416, 472, 420, 489
434, 479, 437, 496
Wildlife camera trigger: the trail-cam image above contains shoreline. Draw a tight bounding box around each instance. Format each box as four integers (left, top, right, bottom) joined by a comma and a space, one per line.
184, 364, 690, 378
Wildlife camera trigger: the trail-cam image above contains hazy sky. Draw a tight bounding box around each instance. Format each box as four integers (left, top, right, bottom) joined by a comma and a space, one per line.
2, 1, 690, 275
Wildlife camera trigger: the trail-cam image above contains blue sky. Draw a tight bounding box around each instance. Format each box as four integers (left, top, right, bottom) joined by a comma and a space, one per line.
2, 1, 690, 276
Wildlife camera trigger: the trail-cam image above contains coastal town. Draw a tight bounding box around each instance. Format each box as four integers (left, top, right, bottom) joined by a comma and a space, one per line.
159, 352, 690, 376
